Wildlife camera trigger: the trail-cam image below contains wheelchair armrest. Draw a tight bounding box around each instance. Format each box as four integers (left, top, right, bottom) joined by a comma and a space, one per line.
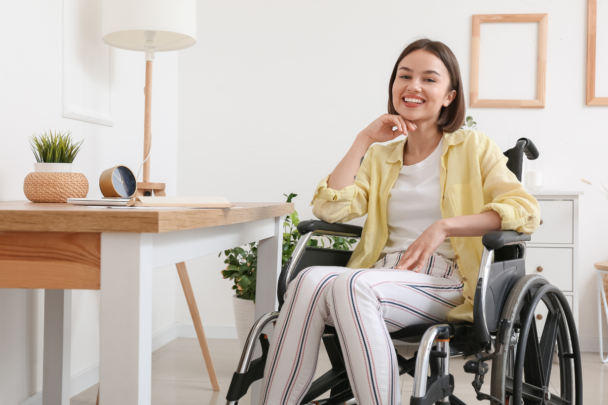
297, 220, 363, 238
481, 230, 531, 250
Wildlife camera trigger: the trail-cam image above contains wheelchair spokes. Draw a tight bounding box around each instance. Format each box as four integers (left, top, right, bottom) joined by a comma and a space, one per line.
509, 284, 581, 405
490, 275, 582, 405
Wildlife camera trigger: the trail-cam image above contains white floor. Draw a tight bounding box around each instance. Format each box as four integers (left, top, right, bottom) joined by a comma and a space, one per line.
71, 338, 608, 405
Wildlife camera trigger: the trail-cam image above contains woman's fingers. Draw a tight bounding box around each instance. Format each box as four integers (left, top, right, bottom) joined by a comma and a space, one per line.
416, 250, 434, 272
366, 114, 417, 144
403, 118, 417, 132
396, 253, 408, 269
405, 255, 419, 271
398, 249, 431, 272
381, 115, 401, 136
413, 254, 430, 273
380, 114, 418, 139
398, 251, 416, 270
395, 116, 408, 136
390, 115, 406, 136
396, 116, 417, 134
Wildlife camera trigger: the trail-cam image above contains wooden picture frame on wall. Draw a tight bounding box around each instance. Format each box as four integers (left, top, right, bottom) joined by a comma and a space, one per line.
587, 0, 608, 105
470, 14, 548, 108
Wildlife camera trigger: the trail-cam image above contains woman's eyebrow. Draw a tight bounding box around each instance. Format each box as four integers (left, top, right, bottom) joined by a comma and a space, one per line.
398, 66, 441, 76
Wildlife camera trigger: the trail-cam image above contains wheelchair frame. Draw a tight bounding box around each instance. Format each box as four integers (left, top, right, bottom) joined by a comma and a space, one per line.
225, 138, 583, 405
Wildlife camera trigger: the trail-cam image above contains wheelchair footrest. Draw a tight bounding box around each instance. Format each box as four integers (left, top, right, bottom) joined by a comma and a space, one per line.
409, 374, 454, 405
226, 335, 270, 402
226, 357, 266, 401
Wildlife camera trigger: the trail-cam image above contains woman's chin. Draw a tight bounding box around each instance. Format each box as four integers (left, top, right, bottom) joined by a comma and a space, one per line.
397, 111, 419, 121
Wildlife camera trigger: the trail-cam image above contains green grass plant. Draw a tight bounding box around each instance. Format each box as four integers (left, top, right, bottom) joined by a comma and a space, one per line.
30, 130, 84, 163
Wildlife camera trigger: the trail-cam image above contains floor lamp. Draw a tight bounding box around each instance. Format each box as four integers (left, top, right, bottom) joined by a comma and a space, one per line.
102, 0, 196, 197
99, 1, 220, 402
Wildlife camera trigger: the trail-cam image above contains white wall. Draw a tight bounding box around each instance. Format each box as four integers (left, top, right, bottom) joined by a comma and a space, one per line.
177, 0, 608, 348
1, 1, 607, 403
0, 1, 178, 404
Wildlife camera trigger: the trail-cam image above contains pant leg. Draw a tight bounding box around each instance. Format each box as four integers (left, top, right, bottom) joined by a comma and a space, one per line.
259, 266, 349, 405
327, 254, 464, 405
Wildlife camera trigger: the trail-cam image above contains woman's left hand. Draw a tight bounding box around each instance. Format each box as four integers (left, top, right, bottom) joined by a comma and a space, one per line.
395, 220, 448, 272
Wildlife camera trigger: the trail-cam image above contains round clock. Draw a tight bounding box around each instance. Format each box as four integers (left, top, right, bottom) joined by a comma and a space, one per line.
99, 165, 137, 198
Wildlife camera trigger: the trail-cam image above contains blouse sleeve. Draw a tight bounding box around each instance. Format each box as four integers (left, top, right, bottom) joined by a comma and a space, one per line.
478, 136, 541, 234
309, 145, 373, 223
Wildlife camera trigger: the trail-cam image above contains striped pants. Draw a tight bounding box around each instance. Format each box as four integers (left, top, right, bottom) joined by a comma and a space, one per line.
259, 250, 464, 405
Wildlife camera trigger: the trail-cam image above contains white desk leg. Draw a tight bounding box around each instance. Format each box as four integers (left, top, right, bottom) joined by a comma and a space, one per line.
598, 270, 608, 363
43, 289, 72, 405
99, 233, 154, 405
251, 215, 284, 405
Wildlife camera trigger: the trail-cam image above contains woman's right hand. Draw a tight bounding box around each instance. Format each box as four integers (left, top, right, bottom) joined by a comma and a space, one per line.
358, 114, 417, 144
325, 114, 416, 191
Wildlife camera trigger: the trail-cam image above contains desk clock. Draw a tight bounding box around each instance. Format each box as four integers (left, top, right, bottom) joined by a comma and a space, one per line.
99, 165, 137, 198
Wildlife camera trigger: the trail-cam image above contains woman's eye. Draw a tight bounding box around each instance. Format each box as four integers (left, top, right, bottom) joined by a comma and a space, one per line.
399, 75, 435, 82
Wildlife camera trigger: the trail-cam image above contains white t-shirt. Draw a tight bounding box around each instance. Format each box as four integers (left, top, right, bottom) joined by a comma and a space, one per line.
381, 136, 456, 260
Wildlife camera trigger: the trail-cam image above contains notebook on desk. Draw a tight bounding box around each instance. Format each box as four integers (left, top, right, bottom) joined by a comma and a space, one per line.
67, 197, 130, 206
68, 196, 233, 208
126, 196, 234, 208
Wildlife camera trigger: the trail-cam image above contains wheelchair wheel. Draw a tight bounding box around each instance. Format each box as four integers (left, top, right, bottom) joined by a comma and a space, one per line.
490, 275, 583, 405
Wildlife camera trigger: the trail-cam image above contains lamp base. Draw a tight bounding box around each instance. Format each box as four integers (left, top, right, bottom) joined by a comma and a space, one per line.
136, 182, 166, 197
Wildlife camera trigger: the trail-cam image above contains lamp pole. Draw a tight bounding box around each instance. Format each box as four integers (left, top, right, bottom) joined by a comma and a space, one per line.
137, 31, 165, 196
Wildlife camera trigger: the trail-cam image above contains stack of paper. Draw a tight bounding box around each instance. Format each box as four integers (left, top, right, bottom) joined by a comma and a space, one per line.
126, 196, 233, 208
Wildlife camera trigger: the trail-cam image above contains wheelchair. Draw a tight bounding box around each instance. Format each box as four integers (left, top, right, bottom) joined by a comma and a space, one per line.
225, 138, 583, 405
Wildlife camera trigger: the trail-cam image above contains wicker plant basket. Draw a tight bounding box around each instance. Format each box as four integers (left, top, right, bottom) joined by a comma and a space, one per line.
23, 172, 89, 203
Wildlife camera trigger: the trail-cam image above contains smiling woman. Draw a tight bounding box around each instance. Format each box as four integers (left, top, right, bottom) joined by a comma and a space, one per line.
257, 38, 540, 405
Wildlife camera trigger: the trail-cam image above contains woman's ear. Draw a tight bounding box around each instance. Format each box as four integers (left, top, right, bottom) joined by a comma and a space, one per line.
443, 90, 457, 107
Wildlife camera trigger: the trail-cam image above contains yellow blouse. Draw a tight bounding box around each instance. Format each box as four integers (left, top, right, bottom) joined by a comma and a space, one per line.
310, 129, 541, 322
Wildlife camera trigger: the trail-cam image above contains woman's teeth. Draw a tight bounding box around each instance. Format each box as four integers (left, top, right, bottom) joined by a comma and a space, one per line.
404, 98, 424, 104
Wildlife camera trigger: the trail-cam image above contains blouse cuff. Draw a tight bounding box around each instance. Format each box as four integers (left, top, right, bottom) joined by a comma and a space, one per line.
480, 203, 534, 231
310, 175, 357, 205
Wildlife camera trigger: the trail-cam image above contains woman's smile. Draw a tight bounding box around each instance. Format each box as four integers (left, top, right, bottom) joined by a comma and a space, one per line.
403, 95, 426, 108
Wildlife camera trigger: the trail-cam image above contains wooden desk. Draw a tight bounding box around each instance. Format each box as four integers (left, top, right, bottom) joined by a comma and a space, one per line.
0, 201, 293, 405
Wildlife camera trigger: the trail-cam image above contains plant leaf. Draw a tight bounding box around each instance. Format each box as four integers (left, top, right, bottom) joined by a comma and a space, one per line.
238, 276, 250, 289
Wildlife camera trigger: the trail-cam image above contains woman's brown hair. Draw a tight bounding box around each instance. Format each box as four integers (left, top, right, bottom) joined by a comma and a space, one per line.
387, 39, 465, 133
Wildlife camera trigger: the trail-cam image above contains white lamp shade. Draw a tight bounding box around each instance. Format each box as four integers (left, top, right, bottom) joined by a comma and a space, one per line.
102, 0, 196, 52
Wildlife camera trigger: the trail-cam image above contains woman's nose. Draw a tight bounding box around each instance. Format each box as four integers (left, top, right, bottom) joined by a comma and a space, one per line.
407, 80, 422, 92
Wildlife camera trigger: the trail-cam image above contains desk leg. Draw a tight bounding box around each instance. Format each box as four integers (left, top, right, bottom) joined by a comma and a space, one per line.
99, 233, 153, 405
251, 215, 284, 405
43, 289, 72, 405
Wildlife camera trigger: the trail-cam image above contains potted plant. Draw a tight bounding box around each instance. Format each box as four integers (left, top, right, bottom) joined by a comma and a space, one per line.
221, 242, 258, 348
221, 193, 357, 348
30, 130, 84, 172
24, 130, 88, 203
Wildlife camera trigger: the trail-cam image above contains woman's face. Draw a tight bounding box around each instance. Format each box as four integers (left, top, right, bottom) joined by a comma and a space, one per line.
391, 49, 456, 124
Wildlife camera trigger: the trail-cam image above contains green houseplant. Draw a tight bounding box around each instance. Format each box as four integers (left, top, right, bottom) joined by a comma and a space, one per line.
221, 193, 357, 347
460, 115, 477, 130
30, 130, 84, 172
24, 130, 88, 203
221, 193, 357, 302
